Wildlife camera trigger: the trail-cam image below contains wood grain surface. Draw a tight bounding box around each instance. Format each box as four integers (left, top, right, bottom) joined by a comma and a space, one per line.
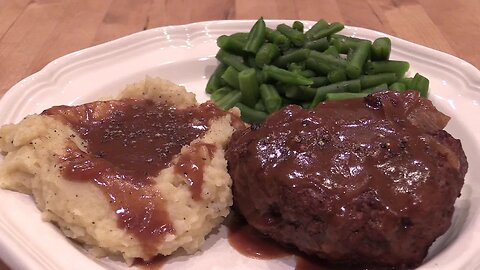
0, 0, 479, 269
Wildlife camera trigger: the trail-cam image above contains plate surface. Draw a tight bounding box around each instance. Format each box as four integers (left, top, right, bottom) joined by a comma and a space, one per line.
0, 20, 480, 270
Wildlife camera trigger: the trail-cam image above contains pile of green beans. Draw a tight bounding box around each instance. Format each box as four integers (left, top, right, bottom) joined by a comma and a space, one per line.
205, 18, 430, 124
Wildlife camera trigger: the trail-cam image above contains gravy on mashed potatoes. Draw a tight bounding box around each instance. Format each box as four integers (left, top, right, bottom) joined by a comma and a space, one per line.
0, 77, 241, 263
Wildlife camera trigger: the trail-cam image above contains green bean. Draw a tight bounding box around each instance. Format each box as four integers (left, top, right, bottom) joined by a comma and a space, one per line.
206, 64, 227, 93
285, 86, 317, 101
245, 56, 256, 67
238, 68, 260, 107
217, 35, 247, 54
266, 29, 291, 49
324, 45, 340, 57
327, 69, 347, 83
311, 76, 329, 87
231, 32, 249, 39
293, 21, 304, 32
330, 34, 366, 53
362, 83, 389, 94
306, 51, 347, 74
326, 92, 369, 101
304, 37, 329, 51
256, 69, 268, 84
288, 62, 304, 73
276, 24, 305, 47
364, 60, 410, 75
216, 49, 249, 71
399, 77, 413, 88
297, 69, 316, 78
216, 91, 242, 110
211, 86, 232, 101
260, 84, 282, 113
221, 66, 240, 89
310, 79, 361, 107
254, 99, 267, 112
346, 41, 371, 79
305, 19, 329, 40
359, 73, 398, 89
410, 73, 429, 97
243, 18, 267, 53
235, 103, 268, 124
371, 37, 391, 61
389, 82, 406, 91
311, 51, 347, 68
311, 22, 344, 40
255, 43, 280, 67
263, 65, 313, 85
274, 48, 311, 68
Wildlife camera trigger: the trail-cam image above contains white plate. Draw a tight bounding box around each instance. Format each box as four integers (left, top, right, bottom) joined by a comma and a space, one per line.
0, 20, 480, 270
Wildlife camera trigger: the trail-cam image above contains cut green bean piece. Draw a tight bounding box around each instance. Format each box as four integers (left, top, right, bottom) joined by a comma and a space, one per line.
371, 37, 391, 61
266, 29, 291, 49
206, 64, 227, 94
304, 37, 329, 51
311, 51, 347, 68
305, 19, 329, 40
277, 23, 305, 47
310, 79, 361, 108
285, 86, 317, 101
243, 18, 267, 53
327, 69, 347, 83
274, 48, 311, 68
235, 103, 268, 124
216, 91, 242, 110
311, 76, 329, 87
288, 62, 305, 73
293, 21, 304, 32
410, 73, 429, 97
311, 22, 344, 40
255, 43, 280, 67
238, 68, 260, 107
305, 19, 328, 40
326, 92, 369, 101
362, 83, 389, 94
346, 41, 371, 79
211, 86, 232, 101
260, 84, 282, 113
364, 60, 410, 75
330, 34, 367, 53
221, 66, 240, 89
399, 77, 413, 89
254, 99, 267, 112
245, 56, 256, 67
217, 35, 247, 54
306, 51, 347, 74
389, 82, 406, 91
298, 69, 316, 78
263, 65, 313, 85
324, 45, 340, 57
216, 49, 249, 71
359, 73, 398, 89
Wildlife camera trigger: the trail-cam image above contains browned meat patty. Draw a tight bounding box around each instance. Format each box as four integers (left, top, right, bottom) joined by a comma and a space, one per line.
226, 91, 468, 269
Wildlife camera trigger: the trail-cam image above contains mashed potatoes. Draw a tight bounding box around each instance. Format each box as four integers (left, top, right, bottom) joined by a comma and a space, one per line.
0, 77, 239, 263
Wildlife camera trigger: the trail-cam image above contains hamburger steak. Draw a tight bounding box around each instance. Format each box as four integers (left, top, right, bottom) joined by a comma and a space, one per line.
226, 91, 468, 268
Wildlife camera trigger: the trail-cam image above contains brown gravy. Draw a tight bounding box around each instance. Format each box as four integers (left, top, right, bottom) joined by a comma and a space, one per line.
134, 256, 169, 270
174, 143, 216, 200
227, 212, 399, 270
227, 214, 290, 259
44, 99, 226, 257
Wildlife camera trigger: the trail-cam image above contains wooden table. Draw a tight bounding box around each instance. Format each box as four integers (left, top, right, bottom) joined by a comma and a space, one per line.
0, 0, 479, 269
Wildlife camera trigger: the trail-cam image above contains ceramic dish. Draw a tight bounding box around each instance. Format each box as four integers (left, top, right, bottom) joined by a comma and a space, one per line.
0, 20, 479, 270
